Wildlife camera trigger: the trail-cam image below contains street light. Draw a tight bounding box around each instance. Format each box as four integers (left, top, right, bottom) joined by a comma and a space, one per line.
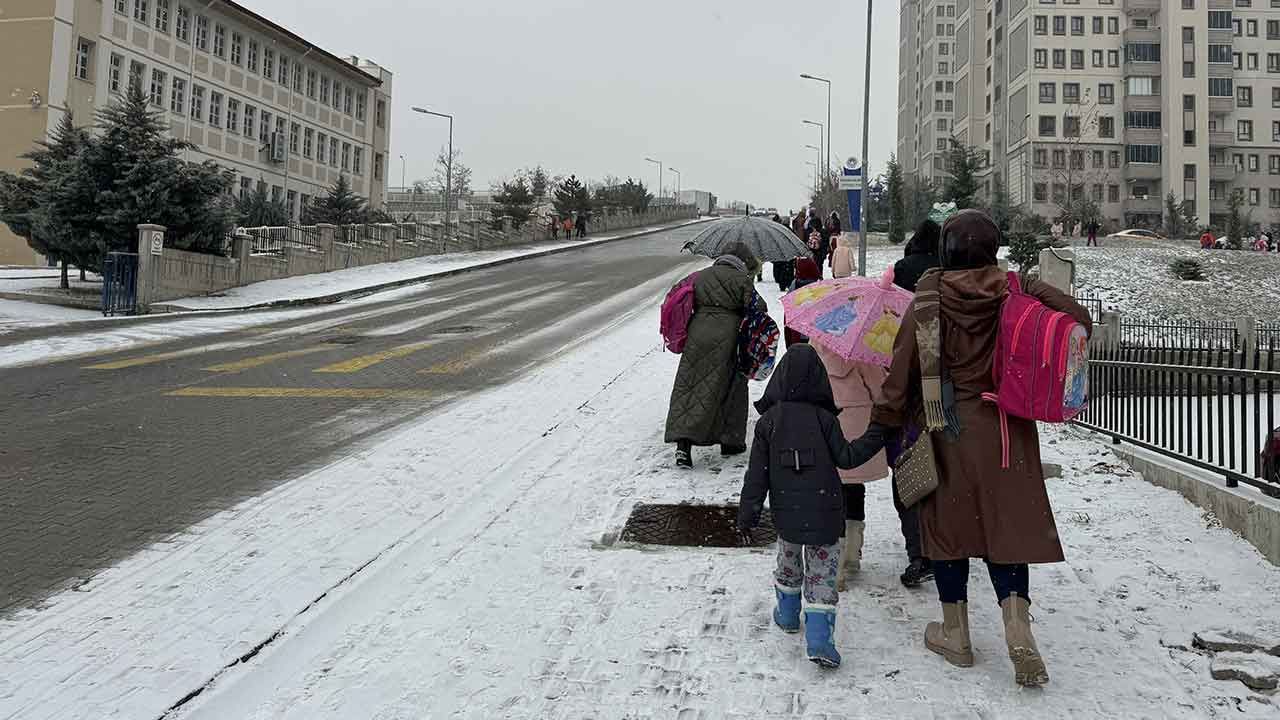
645, 157, 663, 201
668, 167, 681, 202
411, 106, 453, 236
857, 0, 874, 276
803, 120, 824, 187
399, 154, 406, 191
805, 144, 822, 187
800, 73, 832, 176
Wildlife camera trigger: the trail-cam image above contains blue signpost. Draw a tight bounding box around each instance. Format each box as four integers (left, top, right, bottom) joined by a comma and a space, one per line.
840, 158, 864, 274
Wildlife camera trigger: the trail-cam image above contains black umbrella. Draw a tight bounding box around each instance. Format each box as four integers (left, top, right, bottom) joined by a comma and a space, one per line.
682, 216, 811, 262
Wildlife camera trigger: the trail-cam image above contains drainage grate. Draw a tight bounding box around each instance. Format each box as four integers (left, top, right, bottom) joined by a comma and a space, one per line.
618, 503, 776, 548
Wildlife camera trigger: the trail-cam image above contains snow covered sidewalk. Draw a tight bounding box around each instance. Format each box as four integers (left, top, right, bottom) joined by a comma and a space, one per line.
2, 270, 1278, 719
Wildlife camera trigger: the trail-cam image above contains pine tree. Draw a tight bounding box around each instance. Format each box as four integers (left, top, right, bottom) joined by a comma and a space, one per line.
491, 177, 535, 228
886, 155, 907, 244
528, 166, 550, 200
986, 177, 1013, 234
305, 174, 368, 225
943, 138, 983, 209
552, 174, 591, 216
1227, 189, 1246, 249
236, 180, 289, 227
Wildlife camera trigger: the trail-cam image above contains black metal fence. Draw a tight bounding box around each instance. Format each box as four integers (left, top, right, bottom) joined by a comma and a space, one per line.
1075, 343, 1280, 498
1261, 322, 1280, 350
1075, 291, 1104, 323
1118, 318, 1239, 351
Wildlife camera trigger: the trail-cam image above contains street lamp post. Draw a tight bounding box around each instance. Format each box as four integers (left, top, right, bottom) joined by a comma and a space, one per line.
645, 157, 663, 202
411, 106, 453, 236
857, 0, 874, 276
805, 144, 821, 189
399, 154, 406, 191
803, 120, 824, 187
800, 73, 832, 177
668, 167, 681, 203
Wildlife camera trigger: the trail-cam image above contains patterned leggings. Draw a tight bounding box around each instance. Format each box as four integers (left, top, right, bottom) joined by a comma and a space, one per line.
774, 539, 842, 606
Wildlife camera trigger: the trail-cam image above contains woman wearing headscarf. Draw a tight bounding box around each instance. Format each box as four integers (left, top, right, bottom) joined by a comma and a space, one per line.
771, 214, 796, 291
893, 219, 941, 294
842, 210, 1092, 687
783, 257, 822, 349
665, 242, 763, 468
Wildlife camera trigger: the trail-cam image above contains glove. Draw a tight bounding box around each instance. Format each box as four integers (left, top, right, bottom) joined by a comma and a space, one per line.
848, 422, 893, 468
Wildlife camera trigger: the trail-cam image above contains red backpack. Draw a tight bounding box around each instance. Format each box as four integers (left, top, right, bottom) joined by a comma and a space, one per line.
660, 272, 699, 353
984, 273, 1090, 465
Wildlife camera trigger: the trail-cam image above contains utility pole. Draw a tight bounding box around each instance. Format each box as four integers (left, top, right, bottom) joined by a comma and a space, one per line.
858, 0, 873, 276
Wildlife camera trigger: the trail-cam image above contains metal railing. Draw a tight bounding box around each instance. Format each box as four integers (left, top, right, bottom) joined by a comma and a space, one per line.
1260, 322, 1280, 350
1119, 318, 1239, 350
1075, 343, 1280, 498
1075, 291, 1104, 323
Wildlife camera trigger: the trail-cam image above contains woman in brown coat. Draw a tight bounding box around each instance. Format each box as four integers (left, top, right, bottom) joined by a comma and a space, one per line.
844, 210, 1091, 687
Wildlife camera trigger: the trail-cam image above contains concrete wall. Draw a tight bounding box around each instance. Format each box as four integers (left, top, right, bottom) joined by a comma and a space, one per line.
146, 206, 697, 303
1113, 444, 1280, 567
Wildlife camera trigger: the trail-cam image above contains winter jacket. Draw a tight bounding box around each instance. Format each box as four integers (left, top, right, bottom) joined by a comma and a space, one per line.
665, 256, 759, 447
893, 252, 941, 294
830, 235, 854, 278
814, 344, 888, 483
738, 345, 863, 546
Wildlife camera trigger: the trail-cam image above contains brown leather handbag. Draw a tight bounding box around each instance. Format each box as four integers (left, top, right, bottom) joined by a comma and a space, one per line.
893, 429, 939, 508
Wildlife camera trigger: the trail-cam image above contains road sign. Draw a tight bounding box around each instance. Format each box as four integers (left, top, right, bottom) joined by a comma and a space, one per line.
148, 230, 164, 256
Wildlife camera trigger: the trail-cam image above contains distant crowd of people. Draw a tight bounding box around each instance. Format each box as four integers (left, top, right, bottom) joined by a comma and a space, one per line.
1199, 228, 1279, 251
549, 213, 590, 240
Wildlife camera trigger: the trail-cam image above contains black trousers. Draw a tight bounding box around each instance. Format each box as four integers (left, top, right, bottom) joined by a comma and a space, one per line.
934, 559, 1030, 604
841, 483, 865, 522
890, 474, 925, 561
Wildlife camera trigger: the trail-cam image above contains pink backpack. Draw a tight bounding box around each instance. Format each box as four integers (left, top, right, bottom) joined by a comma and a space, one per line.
984, 272, 1089, 464
660, 272, 699, 353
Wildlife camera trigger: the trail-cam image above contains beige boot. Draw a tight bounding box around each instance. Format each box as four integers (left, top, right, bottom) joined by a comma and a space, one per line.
1001, 594, 1049, 687
835, 520, 864, 592
924, 602, 975, 667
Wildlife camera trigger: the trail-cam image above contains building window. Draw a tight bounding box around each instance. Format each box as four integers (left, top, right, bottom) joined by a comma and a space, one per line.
1098, 116, 1114, 138
320, 76, 330, 105
1070, 150, 1085, 170
353, 147, 364, 175
1033, 48, 1047, 68
1092, 16, 1103, 34
1271, 189, 1280, 208
247, 39, 259, 73
272, 186, 282, 204
263, 48, 274, 80
1053, 16, 1066, 35
317, 132, 327, 164
128, 60, 145, 91
1128, 77, 1160, 96
1063, 82, 1080, 104
1184, 95, 1196, 146
75, 39, 93, 81
194, 14, 208, 51
1053, 49, 1066, 68
1092, 49, 1103, 68
1108, 17, 1119, 34
374, 152, 384, 181
1034, 16, 1047, 35
1108, 185, 1120, 203
170, 76, 185, 114
1248, 19, 1258, 37
277, 55, 289, 86
1269, 54, 1280, 73
1209, 45, 1232, 64
212, 24, 225, 58
1273, 87, 1280, 108
356, 92, 367, 122
1270, 19, 1280, 39
1209, 78, 1234, 97
175, 5, 189, 43
1098, 83, 1115, 104
1063, 115, 1081, 137
1092, 184, 1104, 202
307, 69, 317, 98
1249, 188, 1260, 206
1092, 150, 1105, 168
303, 128, 314, 158
1109, 151, 1121, 168
1071, 50, 1084, 69
1248, 53, 1259, 71
226, 98, 239, 132
115, 0, 127, 14
1052, 183, 1066, 203
1039, 115, 1056, 136
190, 84, 204, 121
1070, 16, 1084, 35
1237, 119, 1253, 141
292, 64, 303, 93
1124, 111, 1162, 129
376, 99, 386, 128
1274, 121, 1280, 142
1126, 145, 1161, 164
1208, 11, 1231, 30
1126, 44, 1161, 63
109, 53, 123, 93
243, 104, 255, 137
287, 190, 297, 220
239, 176, 252, 200
1039, 82, 1056, 102
259, 111, 272, 144
329, 138, 339, 167
1034, 148, 1048, 168
1239, 85, 1253, 107
230, 32, 242, 65
1033, 183, 1048, 202
1249, 154, 1260, 172
208, 91, 222, 127
1107, 50, 1119, 67
343, 87, 354, 115
133, 0, 149, 24
148, 68, 165, 106
332, 82, 343, 109
289, 122, 300, 154
154, 0, 169, 33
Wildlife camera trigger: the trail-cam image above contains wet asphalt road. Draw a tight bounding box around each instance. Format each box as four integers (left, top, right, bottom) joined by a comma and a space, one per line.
0, 224, 706, 613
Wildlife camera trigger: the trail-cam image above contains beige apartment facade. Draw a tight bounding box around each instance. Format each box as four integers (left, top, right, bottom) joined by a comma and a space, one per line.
0, 0, 393, 266
899, 0, 1280, 233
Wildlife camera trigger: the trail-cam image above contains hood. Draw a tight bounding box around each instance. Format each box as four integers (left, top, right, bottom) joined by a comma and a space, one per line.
794, 257, 821, 281
714, 254, 748, 273
936, 267, 1009, 334
754, 344, 839, 415
940, 210, 1000, 270
904, 219, 941, 257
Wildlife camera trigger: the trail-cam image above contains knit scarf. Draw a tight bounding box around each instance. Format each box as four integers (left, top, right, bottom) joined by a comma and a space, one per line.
911, 271, 959, 434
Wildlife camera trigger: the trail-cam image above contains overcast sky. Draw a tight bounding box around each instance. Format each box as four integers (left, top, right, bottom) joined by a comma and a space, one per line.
247, 0, 899, 210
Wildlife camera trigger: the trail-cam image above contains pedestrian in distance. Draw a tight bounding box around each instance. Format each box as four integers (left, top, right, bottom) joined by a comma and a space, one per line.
783, 257, 822, 349
665, 242, 762, 468
829, 234, 854, 279
1050, 219, 1064, 243
1072, 220, 1082, 239
806, 208, 828, 279
825, 212, 843, 273
1200, 228, 1216, 250
562, 216, 574, 239
576, 213, 588, 239
1086, 219, 1100, 247
771, 213, 796, 291
737, 343, 877, 669
841, 209, 1093, 687
550, 214, 559, 240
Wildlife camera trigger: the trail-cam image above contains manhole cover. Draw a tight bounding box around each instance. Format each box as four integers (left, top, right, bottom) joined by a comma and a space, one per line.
433, 325, 484, 335
618, 503, 776, 548
322, 335, 363, 345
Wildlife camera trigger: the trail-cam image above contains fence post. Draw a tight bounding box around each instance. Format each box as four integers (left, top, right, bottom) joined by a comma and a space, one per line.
135, 223, 165, 313
1099, 310, 1123, 349
315, 223, 336, 270
1237, 316, 1257, 368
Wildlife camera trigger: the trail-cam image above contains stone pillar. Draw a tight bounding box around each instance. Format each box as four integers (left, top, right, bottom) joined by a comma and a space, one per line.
135, 223, 165, 313
314, 224, 336, 270
1039, 246, 1076, 294
1237, 316, 1257, 367
233, 229, 252, 286
1099, 310, 1123, 349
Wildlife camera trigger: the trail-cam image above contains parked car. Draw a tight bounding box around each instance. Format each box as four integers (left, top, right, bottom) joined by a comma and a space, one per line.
1106, 228, 1167, 242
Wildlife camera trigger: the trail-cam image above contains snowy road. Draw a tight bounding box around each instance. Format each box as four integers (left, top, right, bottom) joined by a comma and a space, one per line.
2, 250, 1277, 719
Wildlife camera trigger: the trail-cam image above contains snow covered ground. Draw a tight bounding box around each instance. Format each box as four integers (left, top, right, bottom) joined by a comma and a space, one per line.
1075, 242, 1280, 323
0, 298, 99, 335
3, 264, 1278, 719
166, 218, 709, 311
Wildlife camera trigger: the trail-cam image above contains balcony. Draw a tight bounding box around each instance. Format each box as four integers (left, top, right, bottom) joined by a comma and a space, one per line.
1123, 94, 1162, 112
1123, 28, 1159, 45
1207, 29, 1234, 45
1124, 128, 1161, 145
1125, 196, 1162, 214
1209, 130, 1234, 147
1208, 96, 1235, 113
1124, 0, 1160, 14
1210, 164, 1238, 182
1208, 0, 1231, 8
1123, 61, 1162, 78
1124, 163, 1162, 181
1211, 198, 1229, 214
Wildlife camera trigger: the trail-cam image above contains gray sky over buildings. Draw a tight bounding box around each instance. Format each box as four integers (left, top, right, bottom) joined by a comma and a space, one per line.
247, 0, 899, 210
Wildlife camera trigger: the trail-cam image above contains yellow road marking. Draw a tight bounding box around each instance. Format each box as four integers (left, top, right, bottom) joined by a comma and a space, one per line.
418, 345, 495, 375
167, 387, 434, 399
203, 346, 332, 372
311, 341, 433, 374
85, 349, 204, 370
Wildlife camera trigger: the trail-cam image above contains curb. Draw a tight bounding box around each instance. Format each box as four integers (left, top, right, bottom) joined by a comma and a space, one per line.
155, 217, 710, 313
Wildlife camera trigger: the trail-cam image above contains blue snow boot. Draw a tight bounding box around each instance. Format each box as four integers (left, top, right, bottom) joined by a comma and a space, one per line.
804, 606, 841, 668
773, 585, 802, 633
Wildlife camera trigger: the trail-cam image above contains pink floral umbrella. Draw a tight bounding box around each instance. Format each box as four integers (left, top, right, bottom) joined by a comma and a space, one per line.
781, 269, 913, 366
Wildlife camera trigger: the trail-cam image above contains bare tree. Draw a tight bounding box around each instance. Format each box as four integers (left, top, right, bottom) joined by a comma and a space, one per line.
1031, 91, 1117, 227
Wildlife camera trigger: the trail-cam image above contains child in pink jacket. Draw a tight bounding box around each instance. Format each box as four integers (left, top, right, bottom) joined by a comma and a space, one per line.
813, 342, 888, 591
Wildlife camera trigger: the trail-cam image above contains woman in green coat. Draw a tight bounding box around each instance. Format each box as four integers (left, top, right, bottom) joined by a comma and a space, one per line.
665, 243, 761, 468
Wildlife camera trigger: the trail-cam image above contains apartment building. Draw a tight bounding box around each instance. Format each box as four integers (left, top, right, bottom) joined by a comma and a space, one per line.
898, 0, 1280, 231
898, 0, 960, 184
0, 0, 392, 264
